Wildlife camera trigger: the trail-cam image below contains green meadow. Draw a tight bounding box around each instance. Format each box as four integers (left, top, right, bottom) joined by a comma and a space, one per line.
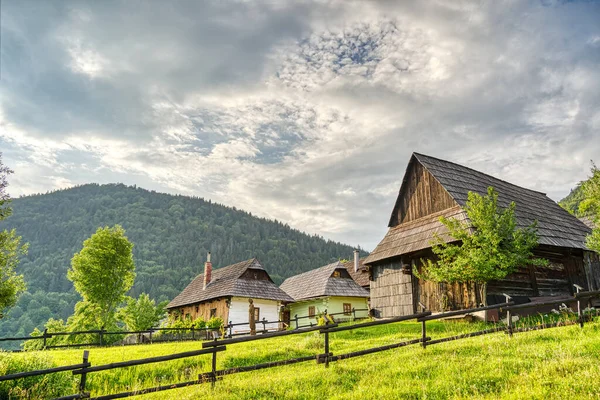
2, 317, 600, 399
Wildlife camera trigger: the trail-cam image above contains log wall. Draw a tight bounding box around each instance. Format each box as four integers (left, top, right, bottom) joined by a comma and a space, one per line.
370, 247, 593, 316
583, 251, 600, 291
172, 297, 230, 322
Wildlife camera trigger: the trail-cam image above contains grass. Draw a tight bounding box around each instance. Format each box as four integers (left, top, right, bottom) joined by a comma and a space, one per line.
3, 317, 600, 399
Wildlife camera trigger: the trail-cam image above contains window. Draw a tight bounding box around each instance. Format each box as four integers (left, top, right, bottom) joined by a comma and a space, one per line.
195, 305, 199, 313
332, 270, 341, 278
185, 313, 191, 320
308, 306, 315, 318
210, 308, 217, 318
343, 303, 352, 315
254, 307, 260, 321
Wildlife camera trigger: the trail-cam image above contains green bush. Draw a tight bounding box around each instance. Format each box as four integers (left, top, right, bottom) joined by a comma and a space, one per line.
206, 317, 223, 329
0, 352, 73, 399
192, 317, 206, 330
22, 319, 68, 351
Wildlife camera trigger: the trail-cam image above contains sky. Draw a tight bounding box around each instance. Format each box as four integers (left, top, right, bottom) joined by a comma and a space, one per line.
1, 0, 599, 250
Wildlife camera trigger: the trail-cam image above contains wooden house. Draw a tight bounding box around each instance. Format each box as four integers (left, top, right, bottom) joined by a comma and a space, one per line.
167, 254, 293, 332
364, 153, 600, 318
280, 261, 370, 321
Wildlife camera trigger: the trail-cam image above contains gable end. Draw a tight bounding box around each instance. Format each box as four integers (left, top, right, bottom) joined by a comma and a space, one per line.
389, 156, 458, 226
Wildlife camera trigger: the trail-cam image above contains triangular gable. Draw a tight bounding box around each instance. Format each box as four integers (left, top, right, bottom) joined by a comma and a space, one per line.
388, 154, 458, 227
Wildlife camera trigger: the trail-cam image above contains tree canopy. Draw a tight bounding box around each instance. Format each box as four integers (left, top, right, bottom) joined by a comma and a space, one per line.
419, 186, 547, 303
117, 293, 168, 332
0, 154, 27, 317
68, 225, 135, 329
578, 163, 600, 253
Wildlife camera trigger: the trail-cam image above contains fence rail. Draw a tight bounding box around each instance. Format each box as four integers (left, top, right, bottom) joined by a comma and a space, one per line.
1, 289, 598, 400
0, 308, 370, 351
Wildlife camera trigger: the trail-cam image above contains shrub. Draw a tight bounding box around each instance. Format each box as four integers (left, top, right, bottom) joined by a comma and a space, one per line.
0, 352, 73, 399
22, 319, 68, 351
206, 317, 224, 329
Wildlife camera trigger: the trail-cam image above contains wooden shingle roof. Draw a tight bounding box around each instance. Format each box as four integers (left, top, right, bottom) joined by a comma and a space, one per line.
167, 258, 293, 309
341, 257, 370, 288
365, 153, 592, 265
280, 261, 369, 301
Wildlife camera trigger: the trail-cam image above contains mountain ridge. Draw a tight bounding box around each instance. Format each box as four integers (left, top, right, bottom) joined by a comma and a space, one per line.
0, 183, 366, 339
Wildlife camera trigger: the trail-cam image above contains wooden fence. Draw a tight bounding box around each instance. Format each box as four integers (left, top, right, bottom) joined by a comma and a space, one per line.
0, 308, 370, 351
1, 291, 599, 399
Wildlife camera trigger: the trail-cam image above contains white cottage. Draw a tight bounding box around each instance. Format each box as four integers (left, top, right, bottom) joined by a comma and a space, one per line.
280, 261, 370, 324
167, 254, 293, 334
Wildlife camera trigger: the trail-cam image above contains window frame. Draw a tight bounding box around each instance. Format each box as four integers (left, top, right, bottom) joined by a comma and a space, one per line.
308, 306, 316, 318
254, 307, 260, 322
343, 303, 352, 315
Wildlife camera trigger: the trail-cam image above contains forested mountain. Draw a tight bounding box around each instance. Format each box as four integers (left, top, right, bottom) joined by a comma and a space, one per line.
0, 183, 366, 338
559, 184, 585, 215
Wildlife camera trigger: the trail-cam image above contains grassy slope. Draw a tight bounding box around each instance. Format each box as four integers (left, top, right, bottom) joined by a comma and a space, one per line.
7, 319, 600, 399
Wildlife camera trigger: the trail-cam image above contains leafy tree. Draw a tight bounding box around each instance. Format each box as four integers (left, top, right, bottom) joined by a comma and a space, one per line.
117, 293, 167, 331
0, 154, 27, 318
418, 186, 547, 305
578, 162, 600, 252
67, 225, 135, 329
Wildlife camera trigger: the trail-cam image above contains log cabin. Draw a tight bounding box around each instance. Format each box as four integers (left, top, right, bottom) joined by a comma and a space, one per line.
364, 153, 600, 318
167, 254, 293, 333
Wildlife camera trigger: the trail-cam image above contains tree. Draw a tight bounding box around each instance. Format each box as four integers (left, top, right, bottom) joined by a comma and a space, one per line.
117, 293, 167, 332
578, 162, 600, 253
418, 186, 547, 305
0, 154, 27, 318
67, 225, 135, 329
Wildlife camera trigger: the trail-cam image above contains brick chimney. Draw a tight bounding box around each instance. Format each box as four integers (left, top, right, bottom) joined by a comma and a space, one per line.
203, 252, 212, 290
354, 249, 360, 273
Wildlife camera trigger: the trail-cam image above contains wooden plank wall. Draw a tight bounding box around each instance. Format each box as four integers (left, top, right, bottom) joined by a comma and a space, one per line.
583, 251, 600, 291
396, 162, 457, 225
370, 260, 414, 317
371, 246, 592, 316
417, 278, 479, 312
174, 298, 230, 322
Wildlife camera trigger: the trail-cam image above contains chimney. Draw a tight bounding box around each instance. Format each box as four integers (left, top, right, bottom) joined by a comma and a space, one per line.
353, 249, 360, 273
203, 252, 212, 290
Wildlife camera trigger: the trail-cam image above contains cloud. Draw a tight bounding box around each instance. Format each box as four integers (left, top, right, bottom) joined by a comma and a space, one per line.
1, 0, 600, 250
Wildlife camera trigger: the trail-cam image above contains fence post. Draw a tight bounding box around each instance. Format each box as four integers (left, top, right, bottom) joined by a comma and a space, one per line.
503, 294, 513, 337
79, 350, 89, 396
574, 284, 584, 328
42, 328, 48, 349
294, 314, 298, 330
324, 323, 330, 368
352, 307, 356, 320
149, 330, 153, 344
419, 302, 427, 348
261, 318, 267, 334
228, 321, 233, 338
211, 339, 218, 389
